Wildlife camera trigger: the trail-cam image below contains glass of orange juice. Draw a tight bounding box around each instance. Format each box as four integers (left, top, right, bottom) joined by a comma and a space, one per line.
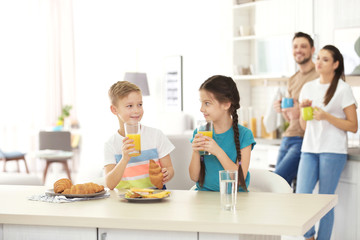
197, 120, 213, 155
125, 122, 141, 157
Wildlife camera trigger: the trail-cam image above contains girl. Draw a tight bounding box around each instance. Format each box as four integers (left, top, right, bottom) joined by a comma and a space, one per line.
189, 75, 256, 192
297, 45, 358, 240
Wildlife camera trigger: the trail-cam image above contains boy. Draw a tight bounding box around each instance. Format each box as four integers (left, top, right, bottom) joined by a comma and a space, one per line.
104, 81, 175, 190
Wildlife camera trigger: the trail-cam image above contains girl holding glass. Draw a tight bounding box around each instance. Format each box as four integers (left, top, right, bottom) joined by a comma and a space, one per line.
189, 75, 256, 192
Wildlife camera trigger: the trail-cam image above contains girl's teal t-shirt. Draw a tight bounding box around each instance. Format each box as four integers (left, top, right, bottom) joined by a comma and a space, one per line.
191, 124, 256, 192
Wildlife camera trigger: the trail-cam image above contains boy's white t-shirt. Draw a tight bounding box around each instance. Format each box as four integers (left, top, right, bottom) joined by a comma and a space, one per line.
104, 125, 175, 189
299, 78, 357, 154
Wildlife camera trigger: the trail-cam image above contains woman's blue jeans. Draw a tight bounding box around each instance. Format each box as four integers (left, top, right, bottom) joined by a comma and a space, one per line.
274, 136, 303, 185
296, 152, 347, 240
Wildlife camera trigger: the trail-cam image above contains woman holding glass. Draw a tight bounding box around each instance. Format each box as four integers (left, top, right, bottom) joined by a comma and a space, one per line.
297, 45, 358, 240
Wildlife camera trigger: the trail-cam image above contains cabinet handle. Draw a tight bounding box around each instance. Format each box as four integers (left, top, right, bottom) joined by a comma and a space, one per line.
100, 232, 107, 240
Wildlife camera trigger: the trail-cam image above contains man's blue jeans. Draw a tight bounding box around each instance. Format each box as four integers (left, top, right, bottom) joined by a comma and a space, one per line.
274, 136, 303, 185
296, 152, 347, 240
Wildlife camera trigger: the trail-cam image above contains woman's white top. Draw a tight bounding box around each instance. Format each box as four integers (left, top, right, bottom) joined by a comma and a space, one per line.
299, 78, 357, 154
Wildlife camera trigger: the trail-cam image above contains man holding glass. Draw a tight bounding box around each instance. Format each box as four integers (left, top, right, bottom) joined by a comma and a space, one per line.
273, 32, 319, 189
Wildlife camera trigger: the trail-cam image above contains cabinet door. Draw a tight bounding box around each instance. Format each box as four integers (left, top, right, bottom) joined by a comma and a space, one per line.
98, 228, 197, 240
332, 160, 359, 240
199, 232, 280, 240
3, 224, 96, 240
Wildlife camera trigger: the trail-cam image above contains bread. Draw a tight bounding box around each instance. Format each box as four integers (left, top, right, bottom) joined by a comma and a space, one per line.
149, 159, 163, 189
62, 182, 104, 195
54, 178, 73, 193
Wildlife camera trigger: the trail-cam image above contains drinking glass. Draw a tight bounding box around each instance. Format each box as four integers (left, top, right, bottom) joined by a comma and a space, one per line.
197, 120, 213, 155
124, 122, 141, 157
219, 170, 238, 212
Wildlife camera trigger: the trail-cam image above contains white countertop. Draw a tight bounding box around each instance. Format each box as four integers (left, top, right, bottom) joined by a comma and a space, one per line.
0, 185, 337, 236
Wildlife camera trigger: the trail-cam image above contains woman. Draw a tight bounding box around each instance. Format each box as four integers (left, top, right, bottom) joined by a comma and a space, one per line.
297, 45, 358, 240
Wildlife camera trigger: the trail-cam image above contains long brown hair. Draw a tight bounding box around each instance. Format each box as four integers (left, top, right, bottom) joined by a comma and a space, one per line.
322, 45, 345, 106
198, 75, 247, 191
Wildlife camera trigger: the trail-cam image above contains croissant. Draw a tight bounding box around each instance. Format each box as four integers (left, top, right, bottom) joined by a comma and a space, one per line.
54, 178, 73, 193
149, 159, 163, 189
62, 182, 104, 195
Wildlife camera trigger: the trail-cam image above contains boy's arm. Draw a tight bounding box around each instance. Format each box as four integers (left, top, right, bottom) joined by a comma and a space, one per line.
104, 156, 130, 190
104, 137, 134, 190
159, 154, 174, 183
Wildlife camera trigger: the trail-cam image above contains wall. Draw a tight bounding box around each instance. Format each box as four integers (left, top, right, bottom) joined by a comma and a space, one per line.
241, 0, 360, 138
72, 0, 233, 167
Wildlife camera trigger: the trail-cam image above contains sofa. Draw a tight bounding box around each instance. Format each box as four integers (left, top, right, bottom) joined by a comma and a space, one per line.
0, 172, 42, 186
165, 134, 194, 190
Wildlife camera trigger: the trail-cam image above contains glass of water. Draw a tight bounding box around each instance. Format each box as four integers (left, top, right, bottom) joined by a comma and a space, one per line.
219, 170, 238, 212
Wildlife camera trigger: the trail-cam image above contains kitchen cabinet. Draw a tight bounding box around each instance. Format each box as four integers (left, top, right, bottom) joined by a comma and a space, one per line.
98, 229, 197, 240
332, 159, 360, 240
232, 0, 314, 80
2, 224, 96, 240
250, 139, 280, 170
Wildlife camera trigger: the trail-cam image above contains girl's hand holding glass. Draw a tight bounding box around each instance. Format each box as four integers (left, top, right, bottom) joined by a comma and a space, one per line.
193, 133, 221, 156
192, 133, 207, 153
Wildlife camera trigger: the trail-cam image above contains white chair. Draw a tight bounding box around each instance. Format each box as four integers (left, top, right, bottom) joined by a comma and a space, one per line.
248, 168, 293, 193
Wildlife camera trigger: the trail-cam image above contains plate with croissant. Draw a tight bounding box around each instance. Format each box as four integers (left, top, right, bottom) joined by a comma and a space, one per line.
119, 188, 171, 203
46, 178, 106, 198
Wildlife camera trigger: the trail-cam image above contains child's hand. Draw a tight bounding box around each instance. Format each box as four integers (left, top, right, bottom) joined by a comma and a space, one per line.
204, 137, 221, 155
122, 137, 134, 162
193, 133, 220, 156
191, 133, 207, 152
162, 168, 170, 184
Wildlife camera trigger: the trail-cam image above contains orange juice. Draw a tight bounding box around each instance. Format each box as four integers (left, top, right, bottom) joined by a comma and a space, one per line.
198, 131, 213, 154
198, 131, 213, 138
126, 133, 141, 157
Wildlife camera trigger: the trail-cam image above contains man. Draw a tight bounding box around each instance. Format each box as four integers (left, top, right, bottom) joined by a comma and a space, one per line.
273, 32, 319, 188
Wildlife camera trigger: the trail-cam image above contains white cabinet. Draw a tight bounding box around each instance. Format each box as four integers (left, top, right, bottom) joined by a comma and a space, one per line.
2, 224, 96, 240
98, 228, 197, 240
232, 0, 314, 79
332, 160, 360, 240
250, 143, 279, 170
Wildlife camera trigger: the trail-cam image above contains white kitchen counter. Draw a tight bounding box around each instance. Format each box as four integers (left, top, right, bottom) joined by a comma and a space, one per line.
0, 185, 337, 237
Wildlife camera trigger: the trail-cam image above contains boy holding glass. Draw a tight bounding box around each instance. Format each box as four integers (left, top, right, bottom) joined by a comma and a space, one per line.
104, 81, 175, 190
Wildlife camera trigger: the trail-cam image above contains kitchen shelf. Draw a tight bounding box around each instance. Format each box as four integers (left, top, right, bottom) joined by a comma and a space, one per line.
346, 75, 360, 86
233, 33, 295, 41
232, 0, 303, 78
233, 1, 258, 9
233, 75, 288, 81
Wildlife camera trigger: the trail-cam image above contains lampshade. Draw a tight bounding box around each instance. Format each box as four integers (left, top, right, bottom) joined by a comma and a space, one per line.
124, 72, 150, 96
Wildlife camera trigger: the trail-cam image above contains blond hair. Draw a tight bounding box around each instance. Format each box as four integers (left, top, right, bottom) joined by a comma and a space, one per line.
108, 81, 141, 106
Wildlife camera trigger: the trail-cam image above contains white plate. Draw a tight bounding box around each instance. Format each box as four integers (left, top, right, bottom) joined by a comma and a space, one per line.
45, 189, 106, 198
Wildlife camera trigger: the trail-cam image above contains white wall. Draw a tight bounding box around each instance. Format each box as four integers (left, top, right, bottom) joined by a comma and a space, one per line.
72, 0, 233, 167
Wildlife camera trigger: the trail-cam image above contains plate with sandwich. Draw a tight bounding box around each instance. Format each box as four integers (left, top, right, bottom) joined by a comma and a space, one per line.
119, 188, 171, 203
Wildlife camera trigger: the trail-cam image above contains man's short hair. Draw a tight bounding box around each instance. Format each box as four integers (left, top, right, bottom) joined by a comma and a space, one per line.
293, 32, 314, 48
